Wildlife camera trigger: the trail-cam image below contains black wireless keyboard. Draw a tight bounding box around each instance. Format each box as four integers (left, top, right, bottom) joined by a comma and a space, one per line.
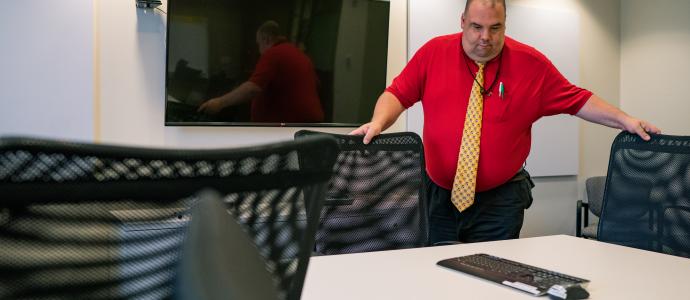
437, 253, 589, 296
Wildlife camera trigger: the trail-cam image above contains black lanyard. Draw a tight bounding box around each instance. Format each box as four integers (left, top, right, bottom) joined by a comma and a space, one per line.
463, 50, 503, 96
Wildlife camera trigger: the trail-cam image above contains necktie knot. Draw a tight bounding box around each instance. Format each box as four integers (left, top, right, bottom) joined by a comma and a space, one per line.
476, 63, 485, 81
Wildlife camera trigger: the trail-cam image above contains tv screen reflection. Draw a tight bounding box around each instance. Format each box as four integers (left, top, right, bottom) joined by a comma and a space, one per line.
165, 0, 391, 126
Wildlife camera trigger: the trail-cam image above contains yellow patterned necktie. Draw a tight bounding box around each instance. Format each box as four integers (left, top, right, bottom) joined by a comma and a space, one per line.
451, 62, 485, 212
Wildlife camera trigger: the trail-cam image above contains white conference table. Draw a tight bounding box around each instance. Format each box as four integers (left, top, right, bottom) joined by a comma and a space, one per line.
301, 235, 690, 299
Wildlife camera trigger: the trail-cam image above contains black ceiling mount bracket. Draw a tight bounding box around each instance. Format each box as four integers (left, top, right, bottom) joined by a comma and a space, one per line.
135, 0, 162, 9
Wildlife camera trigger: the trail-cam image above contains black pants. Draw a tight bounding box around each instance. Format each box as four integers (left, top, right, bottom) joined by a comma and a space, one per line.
425, 169, 534, 244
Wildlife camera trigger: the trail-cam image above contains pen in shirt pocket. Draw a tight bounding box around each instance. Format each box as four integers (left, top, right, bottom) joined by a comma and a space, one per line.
499, 82, 505, 100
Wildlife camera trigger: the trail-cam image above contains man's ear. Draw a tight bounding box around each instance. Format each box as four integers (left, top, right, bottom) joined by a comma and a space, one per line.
460, 12, 466, 30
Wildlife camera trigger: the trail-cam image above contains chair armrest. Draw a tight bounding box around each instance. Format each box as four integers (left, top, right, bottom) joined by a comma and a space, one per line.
576, 200, 589, 237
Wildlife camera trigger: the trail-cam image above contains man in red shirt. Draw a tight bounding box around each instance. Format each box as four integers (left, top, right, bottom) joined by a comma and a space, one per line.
351, 0, 660, 244
198, 21, 324, 123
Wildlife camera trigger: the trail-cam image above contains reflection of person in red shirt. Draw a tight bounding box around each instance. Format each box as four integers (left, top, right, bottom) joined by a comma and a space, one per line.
199, 21, 324, 123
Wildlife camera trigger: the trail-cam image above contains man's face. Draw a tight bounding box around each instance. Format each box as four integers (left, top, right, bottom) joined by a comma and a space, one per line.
461, 1, 506, 63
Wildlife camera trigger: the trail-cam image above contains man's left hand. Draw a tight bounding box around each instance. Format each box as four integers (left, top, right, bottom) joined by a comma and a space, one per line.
621, 117, 661, 141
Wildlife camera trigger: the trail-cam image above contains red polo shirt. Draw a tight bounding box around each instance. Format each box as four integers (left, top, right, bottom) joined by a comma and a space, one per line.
249, 40, 324, 123
387, 33, 592, 191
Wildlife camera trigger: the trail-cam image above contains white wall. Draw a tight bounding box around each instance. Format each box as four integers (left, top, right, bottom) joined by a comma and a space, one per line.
0, 0, 94, 141
98, 1, 167, 146
620, 0, 690, 136
576, 0, 622, 187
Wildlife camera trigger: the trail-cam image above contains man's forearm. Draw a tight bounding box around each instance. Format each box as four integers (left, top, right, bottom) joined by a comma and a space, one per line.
576, 94, 660, 140
575, 94, 628, 129
370, 91, 406, 131
218, 81, 262, 108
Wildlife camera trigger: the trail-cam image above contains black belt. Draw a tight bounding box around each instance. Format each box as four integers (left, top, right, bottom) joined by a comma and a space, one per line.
509, 169, 535, 188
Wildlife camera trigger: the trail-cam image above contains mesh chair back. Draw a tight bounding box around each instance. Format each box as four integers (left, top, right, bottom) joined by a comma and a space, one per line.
599, 132, 690, 258
0, 136, 338, 300
295, 130, 428, 255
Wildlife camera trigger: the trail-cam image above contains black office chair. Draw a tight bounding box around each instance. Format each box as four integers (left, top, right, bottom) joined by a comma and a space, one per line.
576, 176, 606, 239
0, 135, 338, 300
295, 130, 428, 255
598, 132, 690, 258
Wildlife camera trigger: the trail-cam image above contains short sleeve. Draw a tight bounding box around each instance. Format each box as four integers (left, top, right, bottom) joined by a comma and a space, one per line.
539, 59, 593, 116
248, 51, 277, 89
385, 40, 432, 109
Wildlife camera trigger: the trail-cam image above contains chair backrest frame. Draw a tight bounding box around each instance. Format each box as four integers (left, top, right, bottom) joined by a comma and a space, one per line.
598, 132, 690, 258
0, 135, 338, 300
295, 130, 428, 255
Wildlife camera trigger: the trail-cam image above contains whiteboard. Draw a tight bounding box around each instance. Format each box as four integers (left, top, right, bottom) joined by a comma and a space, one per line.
407, 1, 580, 177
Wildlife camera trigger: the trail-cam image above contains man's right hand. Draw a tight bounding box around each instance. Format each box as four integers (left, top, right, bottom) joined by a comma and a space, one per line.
349, 91, 406, 144
197, 97, 225, 115
349, 122, 382, 144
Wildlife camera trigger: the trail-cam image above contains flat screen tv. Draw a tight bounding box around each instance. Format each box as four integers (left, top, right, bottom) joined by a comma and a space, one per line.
165, 0, 391, 127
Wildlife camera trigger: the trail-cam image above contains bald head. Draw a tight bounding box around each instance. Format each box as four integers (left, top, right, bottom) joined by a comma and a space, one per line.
257, 21, 281, 39
464, 0, 506, 15
256, 21, 282, 54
